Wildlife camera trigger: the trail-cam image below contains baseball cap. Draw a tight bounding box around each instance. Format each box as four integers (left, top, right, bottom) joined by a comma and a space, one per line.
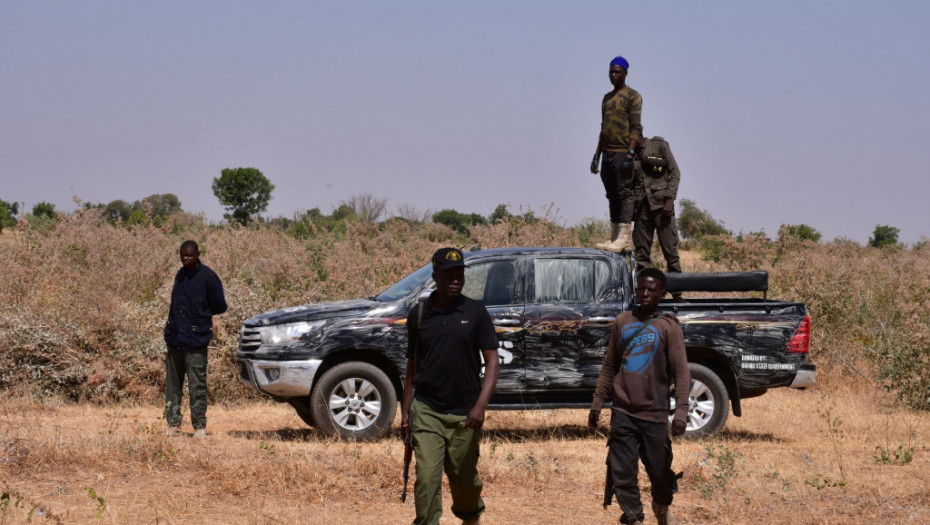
431, 247, 465, 270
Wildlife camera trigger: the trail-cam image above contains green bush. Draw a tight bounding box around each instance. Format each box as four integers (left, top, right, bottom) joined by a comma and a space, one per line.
869, 224, 900, 249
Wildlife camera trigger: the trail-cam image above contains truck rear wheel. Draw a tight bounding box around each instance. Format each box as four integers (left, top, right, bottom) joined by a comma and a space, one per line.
310, 362, 396, 441
669, 363, 729, 438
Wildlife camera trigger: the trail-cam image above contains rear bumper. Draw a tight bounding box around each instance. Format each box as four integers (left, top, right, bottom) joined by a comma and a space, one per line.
790, 363, 816, 388
238, 357, 323, 397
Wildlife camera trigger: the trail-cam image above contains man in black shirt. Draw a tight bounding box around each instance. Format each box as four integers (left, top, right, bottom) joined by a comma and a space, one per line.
163, 240, 227, 438
401, 247, 500, 525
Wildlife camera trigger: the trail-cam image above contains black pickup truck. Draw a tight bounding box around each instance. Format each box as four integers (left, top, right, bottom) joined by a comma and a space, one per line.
236, 247, 815, 441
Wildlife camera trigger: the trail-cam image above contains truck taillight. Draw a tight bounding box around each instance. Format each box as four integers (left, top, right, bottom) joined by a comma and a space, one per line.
787, 315, 811, 353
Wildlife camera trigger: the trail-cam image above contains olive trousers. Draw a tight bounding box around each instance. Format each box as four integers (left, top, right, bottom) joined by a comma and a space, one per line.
410, 399, 485, 525
632, 204, 681, 274
164, 346, 208, 430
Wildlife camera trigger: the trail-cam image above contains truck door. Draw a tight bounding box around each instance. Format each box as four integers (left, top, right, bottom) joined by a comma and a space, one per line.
523, 255, 618, 393
462, 258, 525, 393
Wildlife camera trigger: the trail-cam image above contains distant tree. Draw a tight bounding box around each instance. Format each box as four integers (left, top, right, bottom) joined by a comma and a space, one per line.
139, 193, 182, 218
677, 199, 730, 240
489, 203, 512, 223
0, 198, 18, 230
212, 167, 275, 225
432, 209, 487, 234
331, 204, 357, 223
468, 213, 488, 227
432, 209, 470, 234
340, 193, 387, 224
31, 201, 57, 220
104, 200, 133, 223
869, 224, 900, 248
780, 223, 822, 243
395, 203, 432, 224
127, 209, 149, 226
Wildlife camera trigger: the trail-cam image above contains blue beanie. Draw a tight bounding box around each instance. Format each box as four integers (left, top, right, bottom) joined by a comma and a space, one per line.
610, 56, 629, 69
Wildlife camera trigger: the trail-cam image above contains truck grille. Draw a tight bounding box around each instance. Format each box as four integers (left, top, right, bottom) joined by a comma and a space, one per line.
239, 326, 262, 352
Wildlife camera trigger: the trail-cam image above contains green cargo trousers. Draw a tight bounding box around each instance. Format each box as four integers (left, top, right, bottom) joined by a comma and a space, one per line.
632, 205, 682, 274
410, 399, 485, 525
165, 346, 208, 430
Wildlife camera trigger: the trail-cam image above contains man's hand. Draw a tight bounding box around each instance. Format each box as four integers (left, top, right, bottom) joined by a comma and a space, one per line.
587, 409, 601, 431
464, 405, 486, 429
662, 199, 675, 220
629, 137, 641, 152
590, 153, 601, 174
671, 419, 687, 437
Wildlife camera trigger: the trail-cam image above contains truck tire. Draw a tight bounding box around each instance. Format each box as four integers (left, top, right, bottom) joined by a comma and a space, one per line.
310, 362, 397, 441
286, 396, 315, 428
669, 363, 729, 438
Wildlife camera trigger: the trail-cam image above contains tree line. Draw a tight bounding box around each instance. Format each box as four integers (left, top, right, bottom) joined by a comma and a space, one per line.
0, 166, 911, 249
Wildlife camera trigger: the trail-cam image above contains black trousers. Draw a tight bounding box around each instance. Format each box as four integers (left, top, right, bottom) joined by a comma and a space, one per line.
607, 410, 678, 524
600, 152, 635, 224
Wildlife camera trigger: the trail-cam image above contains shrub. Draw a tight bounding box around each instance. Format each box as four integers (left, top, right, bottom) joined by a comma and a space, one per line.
869, 224, 900, 249
780, 223, 822, 243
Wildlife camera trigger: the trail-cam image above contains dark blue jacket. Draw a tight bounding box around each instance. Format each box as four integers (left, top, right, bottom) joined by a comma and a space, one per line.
164, 263, 227, 351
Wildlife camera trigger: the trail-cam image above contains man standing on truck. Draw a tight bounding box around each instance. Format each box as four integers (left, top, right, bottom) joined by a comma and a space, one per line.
401, 247, 500, 525
588, 268, 690, 525
591, 54, 643, 253
632, 136, 682, 284
163, 240, 227, 438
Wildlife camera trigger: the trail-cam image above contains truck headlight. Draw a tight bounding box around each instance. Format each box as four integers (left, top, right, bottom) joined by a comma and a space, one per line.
259, 321, 325, 345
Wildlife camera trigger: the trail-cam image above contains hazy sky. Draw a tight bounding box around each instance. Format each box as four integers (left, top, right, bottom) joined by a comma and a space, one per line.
3, 1, 928, 244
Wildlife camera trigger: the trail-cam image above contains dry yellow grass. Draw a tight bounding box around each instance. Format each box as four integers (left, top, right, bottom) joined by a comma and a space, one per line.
2, 211, 929, 523
2, 381, 928, 524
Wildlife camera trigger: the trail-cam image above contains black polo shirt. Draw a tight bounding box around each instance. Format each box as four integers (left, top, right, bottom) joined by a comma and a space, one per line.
407, 293, 498, 415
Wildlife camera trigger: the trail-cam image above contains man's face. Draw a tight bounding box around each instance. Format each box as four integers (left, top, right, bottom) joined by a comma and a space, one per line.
636, 276, 665, 312
180, 246, 200, 271
433, 267, 465, 300
609, 65, 628, 87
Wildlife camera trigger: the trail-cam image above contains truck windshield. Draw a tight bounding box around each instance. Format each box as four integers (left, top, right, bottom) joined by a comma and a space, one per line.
375, 263, 434, 302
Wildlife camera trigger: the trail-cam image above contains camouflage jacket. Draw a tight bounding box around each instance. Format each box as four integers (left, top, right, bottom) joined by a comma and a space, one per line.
634, 136, 680, 211
600, 85, 643, 153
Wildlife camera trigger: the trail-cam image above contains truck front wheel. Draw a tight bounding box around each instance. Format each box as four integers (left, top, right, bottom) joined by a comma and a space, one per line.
310, 362, 397, 441
669, 363, 730, 438
286, 396, 315, 428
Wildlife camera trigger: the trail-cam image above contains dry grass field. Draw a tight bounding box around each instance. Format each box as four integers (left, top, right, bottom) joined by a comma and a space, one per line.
2, 208, 929, 523
2, 379, 928, 525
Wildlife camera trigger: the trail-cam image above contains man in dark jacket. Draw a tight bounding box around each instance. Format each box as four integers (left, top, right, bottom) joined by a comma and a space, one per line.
588, 268, 690, 525
163, 240, 227, 438
632, 136, 682, 281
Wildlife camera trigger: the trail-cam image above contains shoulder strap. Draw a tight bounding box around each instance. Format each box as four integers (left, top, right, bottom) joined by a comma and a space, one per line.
621, 312, 665, 354
413, 299, 425, 367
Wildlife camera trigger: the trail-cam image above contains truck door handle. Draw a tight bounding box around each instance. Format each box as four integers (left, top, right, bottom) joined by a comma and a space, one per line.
493, 319, 522, 326
587, 316, 616, 323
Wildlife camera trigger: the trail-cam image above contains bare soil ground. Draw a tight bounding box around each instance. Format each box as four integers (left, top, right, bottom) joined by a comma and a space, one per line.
2, 382, 929, 524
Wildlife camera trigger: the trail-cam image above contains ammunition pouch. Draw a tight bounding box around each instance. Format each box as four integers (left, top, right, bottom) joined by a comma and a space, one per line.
642, 155, 668, 176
